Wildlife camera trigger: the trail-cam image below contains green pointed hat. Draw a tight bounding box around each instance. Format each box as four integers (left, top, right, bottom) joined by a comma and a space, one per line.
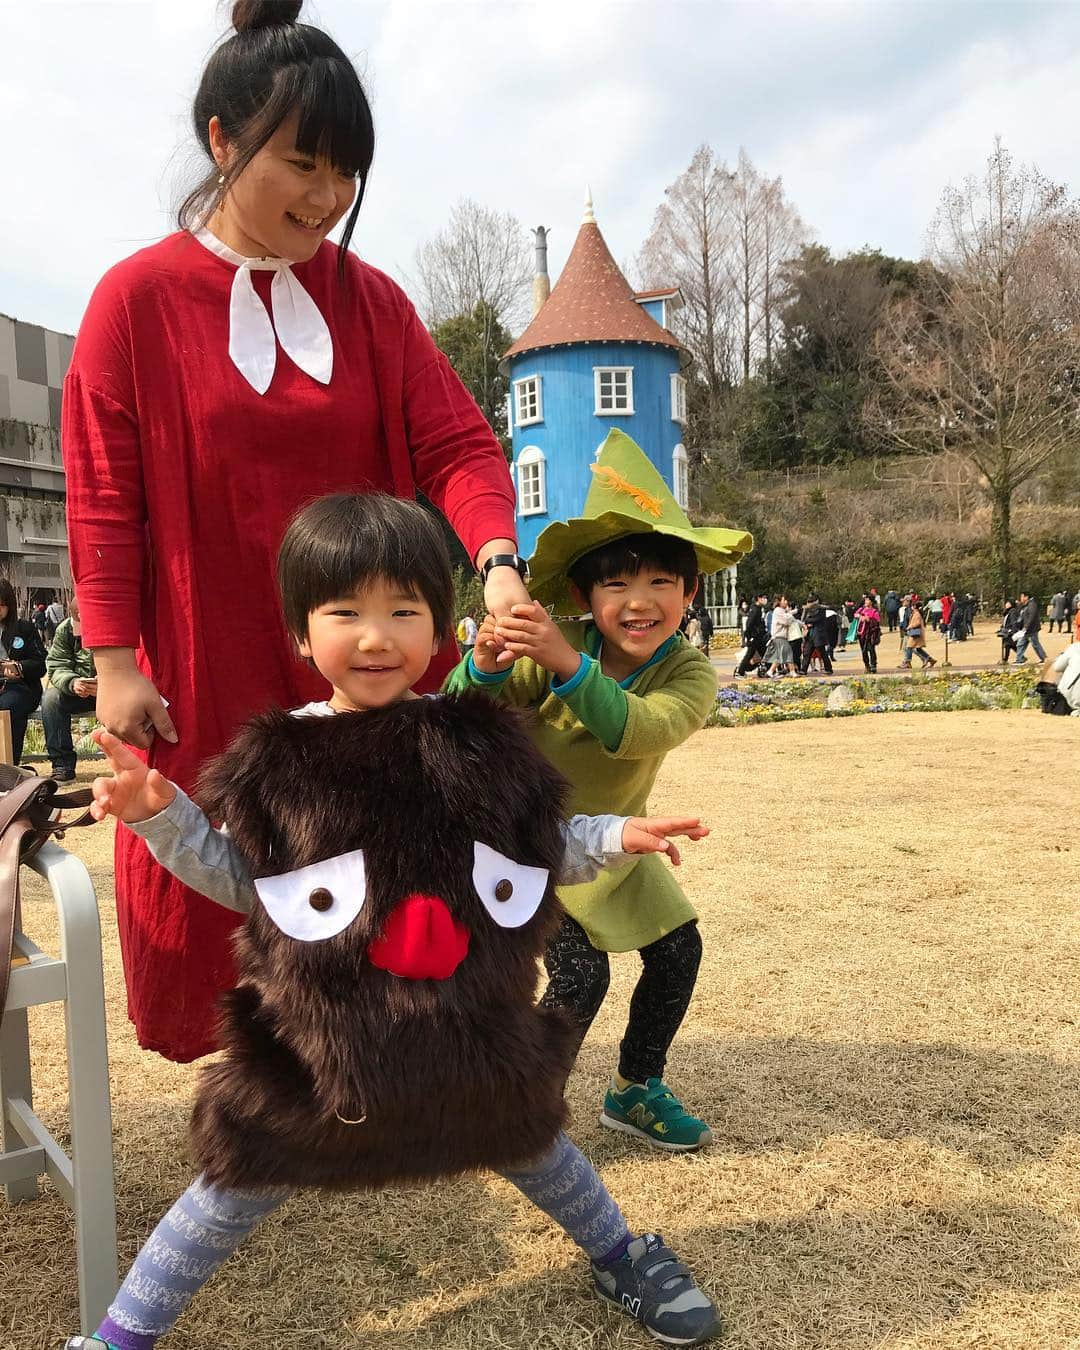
528, 429, 753, 616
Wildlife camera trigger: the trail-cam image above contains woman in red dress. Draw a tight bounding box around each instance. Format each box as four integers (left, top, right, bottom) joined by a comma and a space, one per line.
63, 0, 528, 1061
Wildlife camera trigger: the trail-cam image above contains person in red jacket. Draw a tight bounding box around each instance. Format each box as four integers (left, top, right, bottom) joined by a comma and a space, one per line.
63, 0, 527, 1061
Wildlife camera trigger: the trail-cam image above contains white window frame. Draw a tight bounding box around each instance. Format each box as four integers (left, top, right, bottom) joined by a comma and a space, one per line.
513, 374, 543, 427
593, 366, 634, 416
670, 373, 687, 426
516, 445, 547, 516
673, 443, 689, 510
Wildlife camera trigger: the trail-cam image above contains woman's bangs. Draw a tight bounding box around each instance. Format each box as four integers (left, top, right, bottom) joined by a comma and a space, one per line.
291, 59, 374, 179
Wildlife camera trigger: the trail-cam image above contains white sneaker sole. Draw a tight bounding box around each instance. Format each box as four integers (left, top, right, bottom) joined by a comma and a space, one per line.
599, 1111, 711, 1152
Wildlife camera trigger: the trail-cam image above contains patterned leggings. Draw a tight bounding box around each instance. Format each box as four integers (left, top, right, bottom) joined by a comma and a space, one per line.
540, 916, 702, 1084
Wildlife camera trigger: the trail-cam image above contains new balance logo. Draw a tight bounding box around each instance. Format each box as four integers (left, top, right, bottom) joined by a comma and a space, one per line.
627, 1103, 655, 1128
622, 1294, 642, 1317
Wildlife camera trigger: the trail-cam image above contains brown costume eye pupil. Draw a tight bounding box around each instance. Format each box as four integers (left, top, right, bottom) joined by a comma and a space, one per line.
308, 887, 334, 912
494, 879, 514, 903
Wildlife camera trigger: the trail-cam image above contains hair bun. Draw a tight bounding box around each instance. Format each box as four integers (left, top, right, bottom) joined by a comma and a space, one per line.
232, 0, 303, 33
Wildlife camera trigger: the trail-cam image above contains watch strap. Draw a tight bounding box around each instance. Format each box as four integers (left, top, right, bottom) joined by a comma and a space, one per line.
479, 553, 529, 583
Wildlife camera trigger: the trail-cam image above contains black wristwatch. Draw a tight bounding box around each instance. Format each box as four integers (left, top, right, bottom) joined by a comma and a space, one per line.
479, 553, 529, 584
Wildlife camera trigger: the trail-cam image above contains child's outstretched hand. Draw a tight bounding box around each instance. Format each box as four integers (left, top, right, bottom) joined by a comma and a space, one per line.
495, 601, 581, 683
621, 816, 709, 867
90, 729, 177, 824
471, 613, 512, 674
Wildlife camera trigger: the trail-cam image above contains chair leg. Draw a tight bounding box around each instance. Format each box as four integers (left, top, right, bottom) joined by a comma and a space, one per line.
53, 848, 119, 1333
1, 1006, 39, 1203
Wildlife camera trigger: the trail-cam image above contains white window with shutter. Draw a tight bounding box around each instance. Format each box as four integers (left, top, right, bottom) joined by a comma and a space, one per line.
673, 443, 689, 509
594, 367, 634, 415
516, 446, 547, 515
513, 375, 543, 427
671, 373, 687, 425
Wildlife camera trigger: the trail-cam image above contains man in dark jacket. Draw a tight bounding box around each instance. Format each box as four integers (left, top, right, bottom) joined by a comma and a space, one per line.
883, 590, 901, 632
42, 597, 97, 782
736, 593, 769, 676
695, 605, 714, 656
1014, 590, 1047, 665
799, 597, 834, 674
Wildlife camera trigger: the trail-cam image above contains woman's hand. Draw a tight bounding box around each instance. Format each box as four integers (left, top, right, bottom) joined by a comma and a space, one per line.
95, 664, 178, 749
89, 729, 177, 823
482, 563, 531, 620
621, 816, 710, 866
495, 602, 581, 683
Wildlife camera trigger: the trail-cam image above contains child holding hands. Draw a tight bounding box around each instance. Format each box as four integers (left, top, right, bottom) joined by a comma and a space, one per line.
447, 431, 752, 1153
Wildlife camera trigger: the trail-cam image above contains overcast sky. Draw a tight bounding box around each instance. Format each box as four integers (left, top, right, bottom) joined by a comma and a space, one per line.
2, 0, 1079, 336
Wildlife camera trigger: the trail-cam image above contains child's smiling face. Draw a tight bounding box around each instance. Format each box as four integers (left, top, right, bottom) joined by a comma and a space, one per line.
577, 567, 695, 676
299, 577, 439, 712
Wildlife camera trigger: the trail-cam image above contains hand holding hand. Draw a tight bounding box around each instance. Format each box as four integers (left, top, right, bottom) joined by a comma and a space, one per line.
495, 602, 581, 683
470, 613, 508, 675
620, 816, 709, 867
89, 729, 177, 823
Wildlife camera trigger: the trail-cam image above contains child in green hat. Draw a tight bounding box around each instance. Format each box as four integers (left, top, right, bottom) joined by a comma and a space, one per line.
446, 430, 751, 1150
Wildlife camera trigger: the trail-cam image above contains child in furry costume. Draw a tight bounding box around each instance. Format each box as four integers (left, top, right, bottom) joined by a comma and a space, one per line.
62, 493, 721, 1350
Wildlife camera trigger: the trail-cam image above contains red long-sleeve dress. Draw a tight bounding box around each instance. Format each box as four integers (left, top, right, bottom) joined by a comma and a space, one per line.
62, 230, 517, 1061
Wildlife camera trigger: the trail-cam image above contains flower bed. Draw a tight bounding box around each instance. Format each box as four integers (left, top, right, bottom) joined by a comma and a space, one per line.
706, 668, 1039, 727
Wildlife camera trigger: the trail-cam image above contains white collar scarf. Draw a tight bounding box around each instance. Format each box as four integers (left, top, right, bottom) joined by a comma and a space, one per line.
193, 227, 333, 395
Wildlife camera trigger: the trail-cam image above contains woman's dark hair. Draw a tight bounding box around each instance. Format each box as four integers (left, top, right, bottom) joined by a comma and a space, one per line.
0, 578, 19, 640
568, 532, 699, 600
181, 0, 375, 274
277, 494, 453, 642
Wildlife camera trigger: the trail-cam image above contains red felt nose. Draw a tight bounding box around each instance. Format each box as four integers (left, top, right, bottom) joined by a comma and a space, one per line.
366, 893, 469, 981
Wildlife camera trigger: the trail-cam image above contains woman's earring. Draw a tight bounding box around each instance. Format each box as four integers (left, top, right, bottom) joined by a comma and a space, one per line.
217, 174, 226, 186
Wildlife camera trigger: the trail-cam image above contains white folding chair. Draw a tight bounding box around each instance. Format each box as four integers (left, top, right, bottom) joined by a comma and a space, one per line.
1, 839, 119, 1333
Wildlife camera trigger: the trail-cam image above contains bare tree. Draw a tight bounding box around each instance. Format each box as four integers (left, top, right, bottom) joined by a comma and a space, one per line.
411, 198, 533, 334
757, 174, 809, 381
639, 145, 809, 437
638, 146, 739, 438
871, 140, 1080, 595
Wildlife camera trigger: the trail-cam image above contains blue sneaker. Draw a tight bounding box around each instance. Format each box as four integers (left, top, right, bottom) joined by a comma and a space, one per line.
593, 1232, 722, 1345
601, 1078, 713, 1152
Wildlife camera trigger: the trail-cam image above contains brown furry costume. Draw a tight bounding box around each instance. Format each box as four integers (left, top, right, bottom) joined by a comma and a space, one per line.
190, 693, 577, 1191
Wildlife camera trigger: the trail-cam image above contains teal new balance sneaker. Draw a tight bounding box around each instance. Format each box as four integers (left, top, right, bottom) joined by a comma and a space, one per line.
593, 1232, 722, 1345
61, 1340, 118, 1349
600, 1078, 713, 1152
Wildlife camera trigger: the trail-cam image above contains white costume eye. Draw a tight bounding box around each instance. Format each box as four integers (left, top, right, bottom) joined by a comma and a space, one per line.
254, 849, 367, 942
472, 841, 549, 929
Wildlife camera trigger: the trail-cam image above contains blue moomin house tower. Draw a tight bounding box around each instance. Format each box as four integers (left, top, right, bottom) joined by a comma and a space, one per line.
504, 196, 691, 559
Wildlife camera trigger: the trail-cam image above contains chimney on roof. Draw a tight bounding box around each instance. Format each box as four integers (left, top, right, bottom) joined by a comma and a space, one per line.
531, 225, 550, 316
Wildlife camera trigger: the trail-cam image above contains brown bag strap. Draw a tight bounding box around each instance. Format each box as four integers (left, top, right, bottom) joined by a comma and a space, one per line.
0, 774, 99, 1022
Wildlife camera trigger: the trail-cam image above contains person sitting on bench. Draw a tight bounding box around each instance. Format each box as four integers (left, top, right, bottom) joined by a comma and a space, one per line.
43, 597, 97, 783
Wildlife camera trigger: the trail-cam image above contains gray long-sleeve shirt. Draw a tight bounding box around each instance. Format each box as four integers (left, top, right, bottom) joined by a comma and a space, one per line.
127, 788, 634, 916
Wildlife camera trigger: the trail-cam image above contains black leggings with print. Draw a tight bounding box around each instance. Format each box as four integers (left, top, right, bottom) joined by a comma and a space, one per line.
540, 915, 702, 1085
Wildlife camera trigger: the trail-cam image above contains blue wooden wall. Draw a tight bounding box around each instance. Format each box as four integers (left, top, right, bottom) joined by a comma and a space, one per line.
509, 341, 684, 556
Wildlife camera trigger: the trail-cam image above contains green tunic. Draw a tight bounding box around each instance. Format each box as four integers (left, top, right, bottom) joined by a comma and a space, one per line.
444, 625, 717, 952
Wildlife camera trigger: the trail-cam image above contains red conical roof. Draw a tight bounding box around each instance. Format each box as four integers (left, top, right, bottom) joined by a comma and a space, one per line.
504, 218, 685, 361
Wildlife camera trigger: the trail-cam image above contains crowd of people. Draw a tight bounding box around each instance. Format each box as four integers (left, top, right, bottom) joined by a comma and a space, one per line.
728, 585, 1080, 679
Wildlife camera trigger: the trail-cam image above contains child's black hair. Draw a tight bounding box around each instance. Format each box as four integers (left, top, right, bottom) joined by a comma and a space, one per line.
277, 494, 453, 641
180, 0, 375, 277
568, 532, 699, 600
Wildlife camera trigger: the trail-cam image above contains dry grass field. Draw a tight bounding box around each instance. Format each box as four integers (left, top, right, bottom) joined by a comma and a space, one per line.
3, 709, 1080, 1349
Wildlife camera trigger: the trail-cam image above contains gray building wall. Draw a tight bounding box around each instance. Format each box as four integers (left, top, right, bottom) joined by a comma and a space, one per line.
0, 312, 74, 601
